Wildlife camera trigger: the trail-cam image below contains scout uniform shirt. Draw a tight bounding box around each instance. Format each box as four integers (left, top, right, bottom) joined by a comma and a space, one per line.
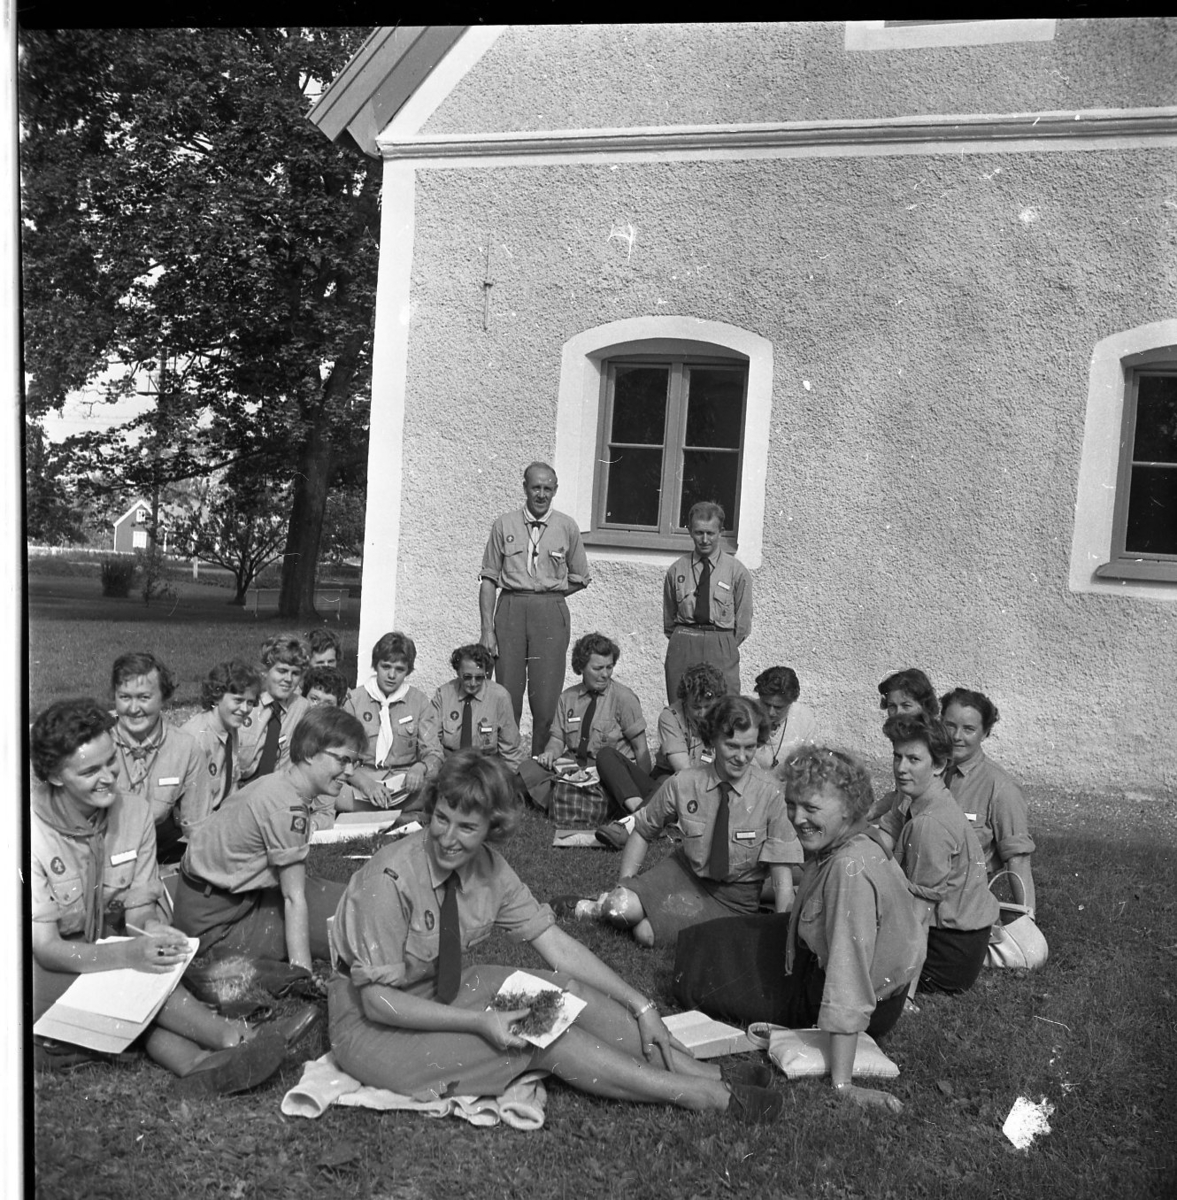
480, 506, 591, 594
787, 831, 922, 1034
32, 782, 163, 940
430, 677, 524, 769
549, 680, 646, 763
946, 750, 1036, 878
633, 764, 801, 884
181, 772, 312, 893
238, 693, 312, 781
877, 780, 1001, 932
654, 702, 714, 772
662, 548, 752, 640
331, 828, 554, 995
111, 719, 205, 839
345, 680, 442, 777
179, 708, 244, 833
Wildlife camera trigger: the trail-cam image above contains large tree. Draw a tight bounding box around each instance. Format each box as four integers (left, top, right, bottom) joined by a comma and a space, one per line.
20, 27, 379, 619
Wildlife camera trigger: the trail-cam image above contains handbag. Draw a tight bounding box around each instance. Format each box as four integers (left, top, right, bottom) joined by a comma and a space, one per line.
985, 870, 1048, 970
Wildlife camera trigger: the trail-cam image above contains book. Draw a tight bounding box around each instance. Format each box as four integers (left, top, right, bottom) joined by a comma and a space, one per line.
33, 934, 200, 1054
663, 1011, 753, 1058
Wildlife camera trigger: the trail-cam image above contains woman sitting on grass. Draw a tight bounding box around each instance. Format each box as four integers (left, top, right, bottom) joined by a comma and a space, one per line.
173, 706, 367, 973
752, 665, 818, 779
875, 714, 999, 996
328, 751, 784, 1123
31, 698, 286, 1095
592, 661, 728, 850
940, 687, 1037, 915
556, 696, 799, 947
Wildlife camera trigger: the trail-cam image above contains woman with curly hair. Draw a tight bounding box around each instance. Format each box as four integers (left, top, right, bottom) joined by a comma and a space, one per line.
328, 751, 784, 1122
877, 668, 939, 720
753, 665, 817, 778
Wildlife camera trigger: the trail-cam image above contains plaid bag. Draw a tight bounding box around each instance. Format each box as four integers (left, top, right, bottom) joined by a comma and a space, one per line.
549, 780, 608, 828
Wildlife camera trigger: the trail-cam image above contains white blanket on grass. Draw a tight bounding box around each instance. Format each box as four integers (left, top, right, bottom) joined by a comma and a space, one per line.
281, 1051, 548, 1130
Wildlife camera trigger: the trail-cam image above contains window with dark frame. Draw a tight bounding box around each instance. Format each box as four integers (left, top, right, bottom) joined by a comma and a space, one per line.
591, 356, 748, 550
1097, 356, 1177, 581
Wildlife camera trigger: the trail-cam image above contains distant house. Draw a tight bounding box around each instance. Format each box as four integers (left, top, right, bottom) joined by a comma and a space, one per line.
112, 499, 171, 554
310, 21, 1177, 797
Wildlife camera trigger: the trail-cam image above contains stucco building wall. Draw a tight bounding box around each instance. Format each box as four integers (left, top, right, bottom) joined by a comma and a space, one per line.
381, 140, 1176, 796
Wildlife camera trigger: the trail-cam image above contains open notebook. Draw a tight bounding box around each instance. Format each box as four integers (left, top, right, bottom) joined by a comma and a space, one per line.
34, 935, 200, 1054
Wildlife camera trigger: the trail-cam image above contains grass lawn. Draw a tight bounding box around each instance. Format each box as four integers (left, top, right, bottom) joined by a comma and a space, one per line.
25, 597, 1177, 1199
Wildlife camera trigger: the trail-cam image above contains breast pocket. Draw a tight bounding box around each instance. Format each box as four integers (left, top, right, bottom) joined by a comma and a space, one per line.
464, 920, 494, 950
150, 781, 182, 821
547, 547, 568, 582
711, 589, 733, 623
797, 893, 825, 945
678, 817, 707, 843
390, 718, 418, 759
729, 830, 766, 873
49, 875, 86, 936
404, 918, 441, 968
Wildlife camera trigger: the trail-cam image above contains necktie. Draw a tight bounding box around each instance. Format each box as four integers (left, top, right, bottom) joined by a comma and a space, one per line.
256, 702, 283, 776
943, 765, 959, 791
220, 732, 234, 805
576, 694, 598, 765
695, 557, 712, 624
459, 695, 475, 749
708, 781, 731, 879
527, 521, 543, 577
435, 874, 462, 1004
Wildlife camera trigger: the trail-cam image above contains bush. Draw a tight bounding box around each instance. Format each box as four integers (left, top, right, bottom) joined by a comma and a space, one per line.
99, 557, 136, 597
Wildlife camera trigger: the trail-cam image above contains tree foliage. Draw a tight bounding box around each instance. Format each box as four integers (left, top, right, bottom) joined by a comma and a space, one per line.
20, 27, 380, 618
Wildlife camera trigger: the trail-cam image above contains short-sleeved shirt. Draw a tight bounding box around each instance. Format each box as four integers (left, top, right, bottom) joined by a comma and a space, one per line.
654, 703, 714, 772
332, 828, 555, 996
111, 721, 205, 837
877, 781, 1000, 932
947, 751, 1036, 878
345, 684, 441, 775
788, 831, 923, 1034
548, 681, 646, 763
181, 771, 311, 893
634, 764, 801, 883
480, 506, 591, 594
663, 549, 752, 641
430, 679, 524, 770
752, 702, 819, 779
179, 709, 243, 833
238, 693, 312, 781
31, 784, 162, 937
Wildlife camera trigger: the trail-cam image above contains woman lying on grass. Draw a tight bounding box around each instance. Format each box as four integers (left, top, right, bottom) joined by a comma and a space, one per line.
327, 750, 784, 1123
30, 698, 286, 1095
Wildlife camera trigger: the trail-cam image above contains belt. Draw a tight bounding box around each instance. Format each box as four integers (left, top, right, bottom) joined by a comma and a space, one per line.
179, 865, 236, 899
500, 589, 566, 597
674, 622, 724, 632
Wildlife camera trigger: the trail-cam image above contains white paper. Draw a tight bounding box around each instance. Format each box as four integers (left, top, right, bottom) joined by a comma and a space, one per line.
1002, 1095, 1055, 1150
311, 819, 422, 845
492, 970, 586, 1049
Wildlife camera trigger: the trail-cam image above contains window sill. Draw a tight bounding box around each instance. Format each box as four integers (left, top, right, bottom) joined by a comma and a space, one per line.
1094, 559, 1177, 583
583, 529, 739, 555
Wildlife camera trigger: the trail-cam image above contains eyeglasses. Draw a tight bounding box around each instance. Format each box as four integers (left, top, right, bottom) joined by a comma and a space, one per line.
459, 673, 486, 682
322, 750, 360, 772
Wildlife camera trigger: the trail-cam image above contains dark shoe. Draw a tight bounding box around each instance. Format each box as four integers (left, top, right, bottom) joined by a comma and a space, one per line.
270, 1003, 324, 1047
721, 1061, 774, 1089
594, 821, 629, 851
172, 1029, 286, 1098
726, 1083, 784, 1123
550, 894, 589, 919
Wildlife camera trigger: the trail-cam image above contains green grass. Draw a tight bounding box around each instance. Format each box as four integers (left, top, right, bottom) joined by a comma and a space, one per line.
27, 603, 1177, 1199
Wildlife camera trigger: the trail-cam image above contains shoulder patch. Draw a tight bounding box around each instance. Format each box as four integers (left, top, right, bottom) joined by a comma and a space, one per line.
424, 909, 435, 931
687, 799, 699, 815
208, 762, 218, 776
50, 856, 66, 875
290, 814, 308, 835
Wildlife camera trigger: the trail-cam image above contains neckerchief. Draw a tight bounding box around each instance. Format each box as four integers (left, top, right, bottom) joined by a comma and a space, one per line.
364, 677, 410, 766
113, 721, 165, 792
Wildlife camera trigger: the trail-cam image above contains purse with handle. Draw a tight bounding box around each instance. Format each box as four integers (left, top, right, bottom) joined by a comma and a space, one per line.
986, 869, 1048, 970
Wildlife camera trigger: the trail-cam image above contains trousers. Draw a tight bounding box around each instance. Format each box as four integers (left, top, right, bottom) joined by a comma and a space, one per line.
493, 592, 570, 755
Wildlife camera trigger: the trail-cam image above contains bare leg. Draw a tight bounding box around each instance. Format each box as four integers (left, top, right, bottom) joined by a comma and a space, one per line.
601, 887, 656, 946
533, 1027, 730, 1111
154, 984, 251, 1050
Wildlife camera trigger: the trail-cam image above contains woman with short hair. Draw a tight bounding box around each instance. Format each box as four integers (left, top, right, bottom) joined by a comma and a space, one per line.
752, 665, 817, 778
877, 668, 939, 720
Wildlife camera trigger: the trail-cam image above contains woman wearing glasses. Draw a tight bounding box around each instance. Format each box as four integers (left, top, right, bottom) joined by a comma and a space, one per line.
173, 706, 367, 972
429, 644, 524, 770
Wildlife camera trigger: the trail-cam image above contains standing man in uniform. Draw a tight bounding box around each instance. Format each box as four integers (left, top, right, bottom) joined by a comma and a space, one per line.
480, 461, 592, 756
663, 500, 752, 704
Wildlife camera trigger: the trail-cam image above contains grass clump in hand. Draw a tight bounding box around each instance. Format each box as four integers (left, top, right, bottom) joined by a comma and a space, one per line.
490, 988, 564, 1038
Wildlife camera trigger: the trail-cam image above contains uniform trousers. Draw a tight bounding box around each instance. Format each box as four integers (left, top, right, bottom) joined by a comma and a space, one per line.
664, 626, 740, 705
493, 591, 570, 755
919, 925, 991, 995
594, 747, 671, 819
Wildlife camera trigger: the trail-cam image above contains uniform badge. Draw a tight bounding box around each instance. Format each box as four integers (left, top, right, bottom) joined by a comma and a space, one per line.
687, 799, 699, 814
50, 856, 66, 875
677, 575, 685, 583
291, 814, 307, 835
242, 715, 253, 727
424, 909, 435, 931
208, 763, 218, 776
451, 711, 460, 721
363, 711, 372, 721
506, 534, 515, 543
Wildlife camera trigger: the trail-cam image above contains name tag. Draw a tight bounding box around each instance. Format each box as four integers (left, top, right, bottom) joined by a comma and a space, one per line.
733, 830, 758, 842
110, 849, 138, 866
397, 715, 414, 724
965, 813, 977, 822
717, 581, 731, 591
566, 716, 581, 725
158, 776, 181, 787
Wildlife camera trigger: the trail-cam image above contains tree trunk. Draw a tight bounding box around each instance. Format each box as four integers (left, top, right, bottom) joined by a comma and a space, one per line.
277, 427, 334, 621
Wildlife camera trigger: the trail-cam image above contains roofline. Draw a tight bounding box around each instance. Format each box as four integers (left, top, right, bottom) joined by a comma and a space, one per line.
112, 498, 149, 528
308, 25, 468, 157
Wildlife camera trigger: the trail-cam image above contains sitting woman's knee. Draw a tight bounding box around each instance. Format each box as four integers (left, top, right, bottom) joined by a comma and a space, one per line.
601, 886, 641, 928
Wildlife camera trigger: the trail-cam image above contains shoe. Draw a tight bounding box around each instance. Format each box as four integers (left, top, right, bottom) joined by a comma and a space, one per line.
32, 1039, 106, 1073
721, 1061, 774, 1089
594, 821, 629, 851
550, 894, 589, 919
726, 1083, 785, 1123
172, 1028, 286, 1098
270, 1003, 324, 1046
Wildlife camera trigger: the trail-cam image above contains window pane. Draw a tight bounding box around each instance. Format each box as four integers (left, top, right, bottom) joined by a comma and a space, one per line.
604, 448, 663, 527
685, 368, 744, 449
1134, 375, 1177, 464
679, 450, 739, 530
1125, 466, 1177, 555
611, 366, 669, 445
